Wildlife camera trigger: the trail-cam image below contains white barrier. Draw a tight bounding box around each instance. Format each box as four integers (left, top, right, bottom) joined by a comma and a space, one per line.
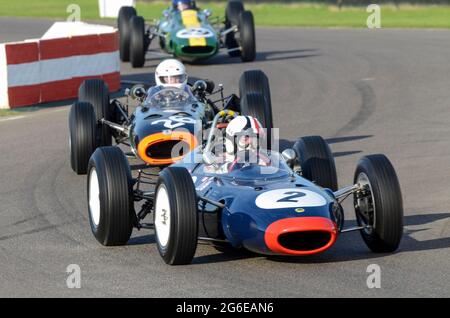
0, 22, 120, 109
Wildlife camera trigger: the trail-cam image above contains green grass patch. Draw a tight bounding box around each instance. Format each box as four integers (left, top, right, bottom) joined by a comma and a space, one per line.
0, 1, 450, 28
0, 109, 22, 117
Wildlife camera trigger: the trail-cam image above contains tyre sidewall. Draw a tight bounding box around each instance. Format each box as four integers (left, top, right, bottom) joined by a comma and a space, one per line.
154, 176, 177, 262
354, 155, 403, 252
118, 6, 136, 61
239, 11, 255, 62
69, 102, 96, 174
130, 16, 145, 68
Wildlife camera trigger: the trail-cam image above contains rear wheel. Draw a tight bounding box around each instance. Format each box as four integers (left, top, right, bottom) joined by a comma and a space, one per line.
239, 70, 271, 114
238, 11, 256, 62
293, 136, 338, 191
78, 79, 112, 147
225, 1, 244, 57
69, 102, 96, 175
118, 6, 136, 62
130, 16, 146, 68
225, 0, 244, 27
154, 167, 198, 265
87, 147, 133, 246
354, 154, 403, 252
240, 93, 273, 149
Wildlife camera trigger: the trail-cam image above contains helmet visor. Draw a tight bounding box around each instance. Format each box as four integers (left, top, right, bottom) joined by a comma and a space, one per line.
159, 74, 186, 85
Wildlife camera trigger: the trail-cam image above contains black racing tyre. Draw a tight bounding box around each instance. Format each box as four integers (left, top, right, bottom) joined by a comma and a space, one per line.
238, 11, 256, 62
87, 147, 133, 246
353, 154, 403, 253
225, 0, 244, 27
78, 79, 112, 147
225, 32, 240, 57
154, 167, 198, 265
130, 15, 146, 68
118, 6, 136, 62
159, 35, 165, 50
69, 102, 96, 175
239, 70, 271, 115
293, 136, 338, 191
240, 92, 273, 150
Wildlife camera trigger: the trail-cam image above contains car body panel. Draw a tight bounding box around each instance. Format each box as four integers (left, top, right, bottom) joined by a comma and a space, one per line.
173, 153, 339, 256
158, 9, 220, 62
128, 88, 210, 165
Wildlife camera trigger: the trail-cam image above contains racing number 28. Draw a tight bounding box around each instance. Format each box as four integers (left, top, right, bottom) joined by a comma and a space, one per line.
152, 116, 196, 129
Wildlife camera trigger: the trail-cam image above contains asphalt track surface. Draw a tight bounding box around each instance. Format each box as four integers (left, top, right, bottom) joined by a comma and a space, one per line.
1, 17, 450, 297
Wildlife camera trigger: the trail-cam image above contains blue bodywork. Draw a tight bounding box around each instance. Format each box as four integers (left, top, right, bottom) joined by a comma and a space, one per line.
173, 152, 339, 255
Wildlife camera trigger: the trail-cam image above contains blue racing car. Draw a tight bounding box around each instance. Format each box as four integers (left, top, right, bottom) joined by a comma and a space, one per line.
85, 92, 403, 266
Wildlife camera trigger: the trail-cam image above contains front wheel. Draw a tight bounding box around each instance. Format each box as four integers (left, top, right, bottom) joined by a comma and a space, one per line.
154, 167, 198, 265
354, 154, 403, 253
87, 147, 134, 246
130, 16, 146, 68
69, 102, 96, 174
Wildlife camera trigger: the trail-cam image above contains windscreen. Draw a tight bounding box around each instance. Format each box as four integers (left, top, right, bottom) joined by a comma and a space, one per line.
145, 87, 193, 109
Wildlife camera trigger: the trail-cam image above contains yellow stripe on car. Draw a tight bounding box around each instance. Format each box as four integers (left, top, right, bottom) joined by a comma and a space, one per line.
181, 10, 206, 47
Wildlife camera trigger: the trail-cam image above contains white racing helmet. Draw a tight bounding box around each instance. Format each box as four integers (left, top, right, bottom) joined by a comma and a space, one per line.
154, 59, 188, 89
225, 115, 265, 155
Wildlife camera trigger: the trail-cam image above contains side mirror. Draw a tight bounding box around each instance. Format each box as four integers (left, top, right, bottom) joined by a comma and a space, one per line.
281, 148, 296, 163
203, 9, 212, 17
130, 84, 146, 100
163, 10, 170, 18
192, 80, 207, 94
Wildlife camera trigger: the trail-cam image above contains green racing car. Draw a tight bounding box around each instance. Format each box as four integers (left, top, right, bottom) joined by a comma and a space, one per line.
118, 0, 256, 67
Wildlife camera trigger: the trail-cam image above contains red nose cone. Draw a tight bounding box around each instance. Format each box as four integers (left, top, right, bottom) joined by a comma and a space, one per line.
264, 217, 338, 255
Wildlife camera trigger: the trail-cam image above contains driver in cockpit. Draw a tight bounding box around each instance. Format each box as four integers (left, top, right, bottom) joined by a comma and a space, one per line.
146, 58, 193, 99
172, 0, 196, 11
204, 115, 270, 174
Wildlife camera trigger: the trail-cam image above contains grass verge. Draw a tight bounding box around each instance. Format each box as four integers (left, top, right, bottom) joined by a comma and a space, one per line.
0, 1, 450, 28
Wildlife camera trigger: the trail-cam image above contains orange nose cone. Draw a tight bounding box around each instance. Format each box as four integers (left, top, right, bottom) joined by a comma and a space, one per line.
264, 217, 338, 256
137, 131, 197, 165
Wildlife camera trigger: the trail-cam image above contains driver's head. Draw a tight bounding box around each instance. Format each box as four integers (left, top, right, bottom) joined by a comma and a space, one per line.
155, 59, 188, 89
225, 116, 265, 156
173, 0, 194, 11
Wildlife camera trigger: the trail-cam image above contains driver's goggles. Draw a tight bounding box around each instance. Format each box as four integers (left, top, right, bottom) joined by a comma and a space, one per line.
159, 74, 186, 85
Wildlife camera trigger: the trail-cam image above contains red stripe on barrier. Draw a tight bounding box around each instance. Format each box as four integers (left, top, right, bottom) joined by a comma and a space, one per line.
39, 38, 74, 60
40, 72, 121, 104
5, 42, 39, 64
99, 31, 119, 52
38, 32, 119, 60
8, 72, 120, 108
102, 71, 121, 91
71, 34, 102, 56
8, 85, 41, 108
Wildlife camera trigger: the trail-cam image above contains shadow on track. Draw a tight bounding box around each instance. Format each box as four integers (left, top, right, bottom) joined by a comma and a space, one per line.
196, 48, 321, 66
267, 212, 450, 264
279, 135, 373, 158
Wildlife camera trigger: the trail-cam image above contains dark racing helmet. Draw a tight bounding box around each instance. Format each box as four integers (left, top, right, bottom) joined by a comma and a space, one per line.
172, 0, 196, 10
